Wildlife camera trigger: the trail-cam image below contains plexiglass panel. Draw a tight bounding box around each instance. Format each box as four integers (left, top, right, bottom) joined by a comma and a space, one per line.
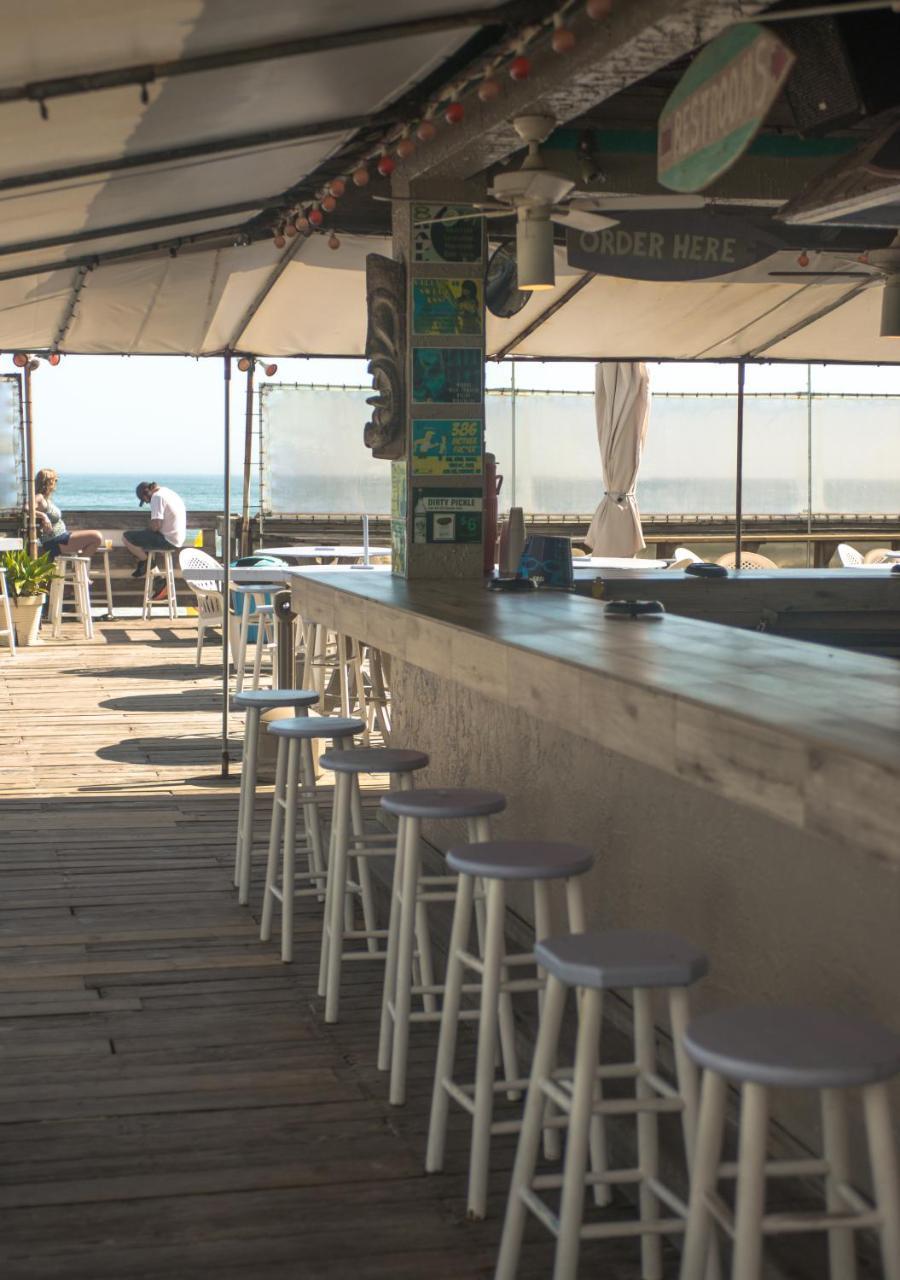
0, 376, 23, 514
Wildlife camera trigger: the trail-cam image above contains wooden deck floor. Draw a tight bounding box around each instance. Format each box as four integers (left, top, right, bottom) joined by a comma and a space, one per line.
0, 623, 863, 1279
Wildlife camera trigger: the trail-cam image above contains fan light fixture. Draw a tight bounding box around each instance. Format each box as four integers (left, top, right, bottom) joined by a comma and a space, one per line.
880, 277, 900, 337
516, 212, 555, 291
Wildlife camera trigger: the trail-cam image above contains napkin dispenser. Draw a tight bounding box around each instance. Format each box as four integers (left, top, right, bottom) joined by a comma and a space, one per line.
517, 534, 573, 590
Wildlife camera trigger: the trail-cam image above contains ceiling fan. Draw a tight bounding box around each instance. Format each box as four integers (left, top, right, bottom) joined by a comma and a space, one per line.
379, 114, 707, 290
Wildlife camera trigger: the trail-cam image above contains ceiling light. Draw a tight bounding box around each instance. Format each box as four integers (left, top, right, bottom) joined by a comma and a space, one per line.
516, 210, 555, 291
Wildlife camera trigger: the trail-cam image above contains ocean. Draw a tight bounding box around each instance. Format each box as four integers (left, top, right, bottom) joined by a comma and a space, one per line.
49, 474, 258, 511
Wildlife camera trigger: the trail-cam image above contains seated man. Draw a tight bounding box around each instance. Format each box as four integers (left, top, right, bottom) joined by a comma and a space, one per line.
123, 481, 187, 599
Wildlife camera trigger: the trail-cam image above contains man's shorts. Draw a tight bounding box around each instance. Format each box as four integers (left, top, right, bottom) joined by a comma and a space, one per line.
123, 529, 178, 552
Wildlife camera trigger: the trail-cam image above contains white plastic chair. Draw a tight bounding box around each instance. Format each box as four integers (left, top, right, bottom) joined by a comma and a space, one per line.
837, 543, 864, 567
673, 546, 702, 563
178, 548, 232, 665
0, 567, 16, 656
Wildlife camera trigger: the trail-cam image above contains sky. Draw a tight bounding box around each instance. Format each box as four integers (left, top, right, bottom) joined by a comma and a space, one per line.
1, 352, 898, 476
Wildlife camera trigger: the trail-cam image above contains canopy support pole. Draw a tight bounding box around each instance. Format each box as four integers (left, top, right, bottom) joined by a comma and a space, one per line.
23, 363, 36, 557
735, 361, 745, 563
221, 354, 232, 778
240, 360, 255, 556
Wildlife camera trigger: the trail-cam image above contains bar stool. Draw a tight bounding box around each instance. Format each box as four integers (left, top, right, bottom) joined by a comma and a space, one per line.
680, 1005, 900, 1280
141, 549, 177, 620
378, 788, 508, 1108
0, 567, 15, 655
496, 929, 712, 1280
48, 555, 93, 639
233, 584, 277, 694
302, 621, 369, 738
232, 687, 319, 906
260, 715, 365, 962
427, 841, 595, 1221
318, 746, 429, 1023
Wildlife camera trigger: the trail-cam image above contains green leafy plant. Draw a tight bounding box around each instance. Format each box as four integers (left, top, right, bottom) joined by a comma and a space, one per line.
0, 549, 56, 599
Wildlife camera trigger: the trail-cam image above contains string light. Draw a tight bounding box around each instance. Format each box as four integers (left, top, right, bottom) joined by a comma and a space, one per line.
551, 15, 576, 52
328, 232, 341, 251
273, 231, 286, 248
329, 177, 346, 198
444, 101, 464, 124
509, 55, 531, 80
285, 221, 298, 237
377, 153, 396, 176
308, 207, 324, 227
416, 118, 437, 142
295, 214, 310, 232
321, 194, 337, 213
478, 76, 501, 101
797, 251, 810, 267
396, 135, 416, 160
352, 165, 370, 187
585, 0, 613, 16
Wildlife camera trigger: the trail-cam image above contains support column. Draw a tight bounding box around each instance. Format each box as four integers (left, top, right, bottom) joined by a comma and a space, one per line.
392, 179, 486, 580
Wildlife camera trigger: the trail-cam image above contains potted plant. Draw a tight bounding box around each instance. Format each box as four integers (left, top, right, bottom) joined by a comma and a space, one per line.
0, 550, 56, 646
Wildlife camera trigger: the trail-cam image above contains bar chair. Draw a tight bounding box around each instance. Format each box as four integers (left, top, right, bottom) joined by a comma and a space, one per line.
47, 555, 93, 639
680, 1005, 900, 1280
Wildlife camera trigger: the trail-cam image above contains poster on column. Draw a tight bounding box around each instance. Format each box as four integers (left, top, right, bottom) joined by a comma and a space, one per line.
411, 419, 482, 476
412, 487, 483, 545
413, 206, 483, 264
412, 279, 483, 336
411, 348, 482, 404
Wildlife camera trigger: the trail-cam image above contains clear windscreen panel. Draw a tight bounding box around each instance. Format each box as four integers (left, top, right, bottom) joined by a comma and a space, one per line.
0, 375, 24, 514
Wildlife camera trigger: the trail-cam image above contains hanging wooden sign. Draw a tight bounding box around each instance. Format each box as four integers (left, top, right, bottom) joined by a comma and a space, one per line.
658, 24, 795, 193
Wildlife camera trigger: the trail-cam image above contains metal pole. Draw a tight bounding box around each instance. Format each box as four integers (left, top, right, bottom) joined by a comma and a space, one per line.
735, 361, 745, 564
274, 591, 296, 689
806, 363, 813, 567
240, 360, 255, 556
221, 354, 232, 778
23, 363, 36, 557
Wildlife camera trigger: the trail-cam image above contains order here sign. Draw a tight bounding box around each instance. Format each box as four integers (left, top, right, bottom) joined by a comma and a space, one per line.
658, 23, 794, 193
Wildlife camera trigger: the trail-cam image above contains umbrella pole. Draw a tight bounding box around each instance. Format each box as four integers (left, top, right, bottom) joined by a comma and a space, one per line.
222, 353, 232, 778
735, 361, 745, 563
23, 363, 36, 557
240, 360, 255, 556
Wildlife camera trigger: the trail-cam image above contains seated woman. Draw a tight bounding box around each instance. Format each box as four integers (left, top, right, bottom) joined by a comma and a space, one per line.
34, 469, 102, 560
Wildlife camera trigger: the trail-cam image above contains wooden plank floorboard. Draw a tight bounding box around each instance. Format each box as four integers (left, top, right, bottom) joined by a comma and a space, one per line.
0, 622, 831, 1280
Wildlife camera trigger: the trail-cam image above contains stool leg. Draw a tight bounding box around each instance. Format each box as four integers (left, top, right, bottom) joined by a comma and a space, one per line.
680, 1070, 727, 1280
324, 770, 351, 1023
142, 555, 154, 620
350, 773, 379, 955
821, 1088, 857, 1280
555, 985, 603, 1280
863, 1082, 900, 1280
389, 814, 422, 1106
165, 555, 176, 620
426, 871, 475, 1173
251, 604, 265, 692
48, 568, 63, 637
732, 1083, 768, 1280
235, 707, 259, 900
414, 888, 438, 1015
378, 814, 409, 1073
260, 739, 287, 942
279, 738, 301, 963
337, 634, 351, 718
467, 876, 506, 1219
235, 597, 251, 695
670, 988, 720, 1280
317, 776, 338, 999
634, 986, 663, 1280
300, 738, 325, 896
495, 975, 567, 1280
534, 880, 561, 1160
351, 639, 370, 744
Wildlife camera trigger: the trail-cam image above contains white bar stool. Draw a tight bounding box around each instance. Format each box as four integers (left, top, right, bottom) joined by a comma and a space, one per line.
260, 715, 365, 962
0, 567, 15, 655
496, 928, 713, 1280
141, 549, 177, 620
232, 687, 319, 906
302, 621, 369, 739
378, 788, 509, 1108
680, 1005, 900, 1280
48, 555, 93, 639
232, 584, 278, 694
427, 841, 595, 1221
317, 746, 429, 1024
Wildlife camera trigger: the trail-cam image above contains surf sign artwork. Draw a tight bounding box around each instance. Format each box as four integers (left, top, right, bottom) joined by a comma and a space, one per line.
658, 23, 795, 193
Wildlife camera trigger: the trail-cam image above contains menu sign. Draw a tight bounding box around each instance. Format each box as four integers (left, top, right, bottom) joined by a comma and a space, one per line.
412, 487, 483, 544
412, 419, 482, 475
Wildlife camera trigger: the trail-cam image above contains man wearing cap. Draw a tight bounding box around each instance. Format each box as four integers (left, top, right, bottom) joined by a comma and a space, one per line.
123, 481, 187, 598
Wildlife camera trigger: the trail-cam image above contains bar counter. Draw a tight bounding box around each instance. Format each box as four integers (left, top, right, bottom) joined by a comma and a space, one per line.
290, 568, 900, 1166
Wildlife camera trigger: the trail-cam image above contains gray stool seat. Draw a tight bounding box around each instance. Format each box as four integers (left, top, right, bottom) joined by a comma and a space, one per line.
232, 583, 280, 594
268, 715, 364, 740
685, 1005, 900, 1089
320, 747, 429, 774
233, 688, 318, 711
535, 929, 708, 990
380, 787, 506, 820
447, 840, 594, 882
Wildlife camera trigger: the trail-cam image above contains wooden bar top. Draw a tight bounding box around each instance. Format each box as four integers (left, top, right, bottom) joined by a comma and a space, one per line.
289, 570, 900, 863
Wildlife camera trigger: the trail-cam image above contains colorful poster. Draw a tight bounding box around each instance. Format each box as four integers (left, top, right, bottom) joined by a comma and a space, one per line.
390, 459, 407, 519
413, 206, 483, 264
412, 487, 483, 545
411, 347, 482, 405
412, 278, 483, 336
391, 518, 407, 576
411, 419, 482, 476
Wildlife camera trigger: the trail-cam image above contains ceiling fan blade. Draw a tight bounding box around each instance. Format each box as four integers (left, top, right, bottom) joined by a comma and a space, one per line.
413, 208, 510, 226
551, 207, 618, 232
371, 194, 485, 207
586, 195, 707, 212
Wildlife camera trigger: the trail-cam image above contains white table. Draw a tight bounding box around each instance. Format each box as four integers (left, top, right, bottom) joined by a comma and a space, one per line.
256, 545, 391, 562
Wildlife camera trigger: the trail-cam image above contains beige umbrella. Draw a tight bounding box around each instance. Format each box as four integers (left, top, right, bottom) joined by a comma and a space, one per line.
585, 361, 650, 556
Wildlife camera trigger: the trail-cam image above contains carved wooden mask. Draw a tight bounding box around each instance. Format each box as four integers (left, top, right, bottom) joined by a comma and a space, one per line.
363, 254, 406, 461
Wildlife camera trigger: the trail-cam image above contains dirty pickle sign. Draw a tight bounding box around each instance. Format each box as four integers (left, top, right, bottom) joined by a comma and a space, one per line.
565, 210, 779, 282
658, 24, 794, 192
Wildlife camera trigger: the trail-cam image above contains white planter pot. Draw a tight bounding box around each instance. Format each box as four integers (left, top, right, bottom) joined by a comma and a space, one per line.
11, 594, 45, 646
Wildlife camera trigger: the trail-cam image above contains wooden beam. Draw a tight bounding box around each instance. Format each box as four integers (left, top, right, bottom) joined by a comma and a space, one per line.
403, 0, 767, 180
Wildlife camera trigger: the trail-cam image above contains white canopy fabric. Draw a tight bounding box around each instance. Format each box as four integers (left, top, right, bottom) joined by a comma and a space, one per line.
585, 362, 649, 556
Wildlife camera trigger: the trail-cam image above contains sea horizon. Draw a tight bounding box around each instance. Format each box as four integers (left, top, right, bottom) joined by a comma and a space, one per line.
46, 473, 259, 511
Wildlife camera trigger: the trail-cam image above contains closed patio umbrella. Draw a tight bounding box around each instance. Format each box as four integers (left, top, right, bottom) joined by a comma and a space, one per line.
585, 361, 650, 556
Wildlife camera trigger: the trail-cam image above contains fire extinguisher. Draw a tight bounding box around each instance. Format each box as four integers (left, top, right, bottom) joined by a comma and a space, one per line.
483, 451, 503, 577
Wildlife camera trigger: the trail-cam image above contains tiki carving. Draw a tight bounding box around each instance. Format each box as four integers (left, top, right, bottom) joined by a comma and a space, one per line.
363, 253, 406, 460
